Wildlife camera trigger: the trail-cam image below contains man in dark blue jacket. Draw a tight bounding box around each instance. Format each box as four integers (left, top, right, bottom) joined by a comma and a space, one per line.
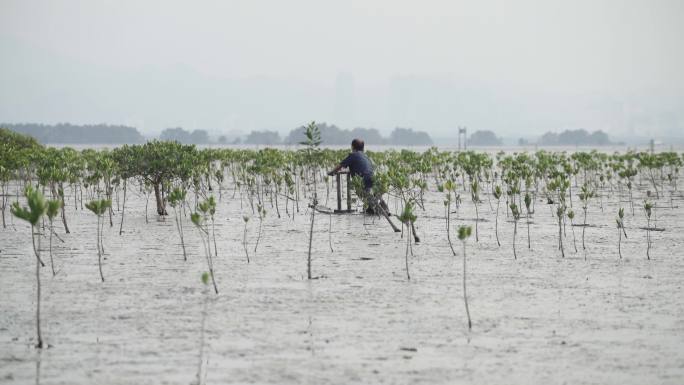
327, 138, 413, 237
328, 138, 374, 192
328, 138, 395, 219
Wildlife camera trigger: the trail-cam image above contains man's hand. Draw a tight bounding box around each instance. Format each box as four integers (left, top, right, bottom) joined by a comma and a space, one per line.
328, 163, 343, 176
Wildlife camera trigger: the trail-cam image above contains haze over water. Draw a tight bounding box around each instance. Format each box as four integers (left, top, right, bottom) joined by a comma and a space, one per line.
1, 0, 682, 141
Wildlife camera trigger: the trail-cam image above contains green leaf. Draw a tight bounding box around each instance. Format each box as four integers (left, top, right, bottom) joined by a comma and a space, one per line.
191, 212, 202, 227
11, 185, 47, 226
457, 225, 472, 241
46, 200, 61, 220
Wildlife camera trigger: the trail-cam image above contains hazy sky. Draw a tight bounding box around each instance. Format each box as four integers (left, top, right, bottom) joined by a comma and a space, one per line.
1, 0, 682, 139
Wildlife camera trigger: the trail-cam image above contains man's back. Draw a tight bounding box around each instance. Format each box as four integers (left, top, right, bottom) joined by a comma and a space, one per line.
340, 151, 373, 189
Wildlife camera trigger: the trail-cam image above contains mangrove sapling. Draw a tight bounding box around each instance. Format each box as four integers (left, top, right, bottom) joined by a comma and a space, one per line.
254, 204, 266, 254
444, 179, 458, 256
85, 199, 111, 282
207, 196, 219, 257
196, 272, 210, 385
579, 184, 594, 250
11, 186, 48, 348
118, 178, 127, 235
242, 215, 250, 263
567, 210, 578, 253
300, 121, 321, 280
168, 188, 188, 261
398, 201, 417, 280
328, 210, 334, 253
45, 199, 61, 276
493, 185, 502, 247
191, 199, 219, 294
616, 208, 627, 259
644, 201, 653, 260
548, 175, 569, 258
556, 205, 566, 258
457, 225, 473, 330
524, 192, 532, 249
471, 180, 480, 242
509, 203, 520, 259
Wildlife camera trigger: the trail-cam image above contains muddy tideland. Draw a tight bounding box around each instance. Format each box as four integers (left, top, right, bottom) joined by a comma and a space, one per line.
1, 178, 684, 384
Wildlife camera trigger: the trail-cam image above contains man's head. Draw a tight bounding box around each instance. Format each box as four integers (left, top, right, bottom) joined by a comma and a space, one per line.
351, 138, 364, 152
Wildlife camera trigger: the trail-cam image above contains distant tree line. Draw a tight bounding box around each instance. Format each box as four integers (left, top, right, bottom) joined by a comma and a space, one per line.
245, 123, 433, 146
2, 123, 145, 144
537, 129, 612, 146
466, 129, 613, 147
2, 122, 613, 147
468, 130, 502, 146
159, 127, 211, 144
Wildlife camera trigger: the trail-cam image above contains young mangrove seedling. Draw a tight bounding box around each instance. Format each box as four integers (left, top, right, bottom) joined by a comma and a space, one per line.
471, 180, 480, 242
191, 199, 219, 294
457, 225, 473, 330
300, 121, 321, 279
616, 207, 627, 259
11, 185, 48, 348
398, 201, 417, 280
45, 199, 61, 276
444, 179, 457, 256
196, 272, 210, 385
208, 196, 219, 257
509, 203, 520, 260
254, 204, 266, 255
556, 205, 567, 258
85, 198, 111, 282
644, 200, 653, 260
548, 175, 569, 258
168, 187, 188, 261
242, 215, 250, 263
578, 183, 594, 250
493, 185, 502, 247
567, 210, 578, 253
524, 192, 532, 250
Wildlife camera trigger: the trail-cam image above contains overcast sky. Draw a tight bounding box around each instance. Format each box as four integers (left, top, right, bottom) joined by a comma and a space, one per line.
1, 0, 682, 138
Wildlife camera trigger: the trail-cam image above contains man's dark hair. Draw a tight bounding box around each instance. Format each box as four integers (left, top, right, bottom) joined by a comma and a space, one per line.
351, 138, 364, 151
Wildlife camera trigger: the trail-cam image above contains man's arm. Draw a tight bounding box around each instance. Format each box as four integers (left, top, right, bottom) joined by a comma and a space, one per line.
327, 163, 343, 176
328, 153, 353, 175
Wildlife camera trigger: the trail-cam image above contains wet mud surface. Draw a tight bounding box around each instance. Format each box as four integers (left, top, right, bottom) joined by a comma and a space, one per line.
1, 183, 684, 384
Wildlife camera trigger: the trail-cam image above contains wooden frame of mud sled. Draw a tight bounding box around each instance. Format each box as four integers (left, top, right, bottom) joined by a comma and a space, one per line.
334, 171, 354, 214
315, 171, 405, 236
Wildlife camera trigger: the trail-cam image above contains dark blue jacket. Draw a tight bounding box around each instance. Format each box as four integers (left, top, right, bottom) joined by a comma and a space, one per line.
341, 151, 373, 190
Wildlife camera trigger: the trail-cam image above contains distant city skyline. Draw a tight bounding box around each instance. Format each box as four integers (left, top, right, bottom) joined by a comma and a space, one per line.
1, 1, 682, 139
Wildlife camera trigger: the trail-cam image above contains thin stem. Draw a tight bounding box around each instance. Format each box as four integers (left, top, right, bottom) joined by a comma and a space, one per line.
526, 213, 531, 250
32, 225, 43, 349
446, 200, 457, 256
243, 222, 250, 263
512, 220, 517, 260
462, 241, 472, 330
328, 212, 334, 253
405, 224, 411, 280
119, 179, 127, 235
31, 229, 46, 267
618, 227, 622, 259
254, 217, 263, 254
307, 202, 315, 279
97, 215, 105, 282
494, 199, 500, 247
48, 220, 55, 276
